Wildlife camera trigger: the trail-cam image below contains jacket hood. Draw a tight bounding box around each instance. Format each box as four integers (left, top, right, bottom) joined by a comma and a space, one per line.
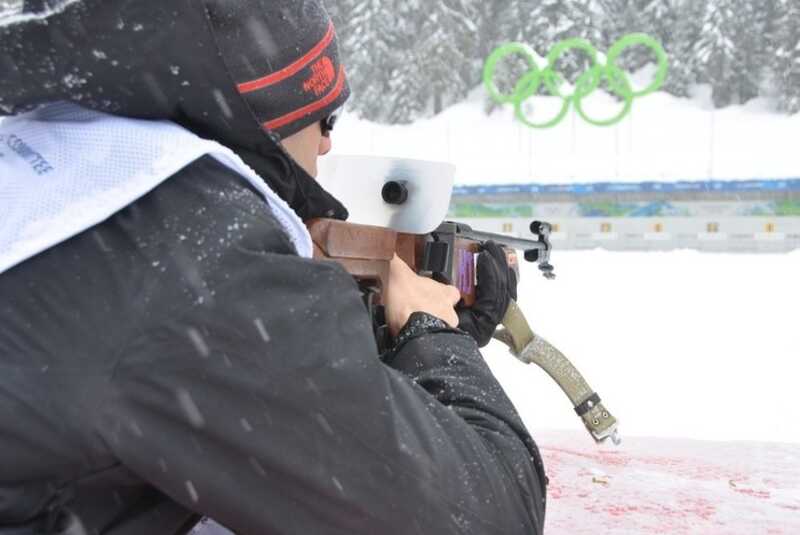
0, 0, 348, 221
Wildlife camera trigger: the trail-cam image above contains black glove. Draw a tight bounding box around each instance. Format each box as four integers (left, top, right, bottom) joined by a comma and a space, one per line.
457, 241, 518, 347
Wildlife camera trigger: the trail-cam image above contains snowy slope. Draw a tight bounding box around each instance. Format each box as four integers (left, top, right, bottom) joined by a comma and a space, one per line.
332, 86, 800, 445
331, 75, 800, 185
483, 250, 800, 533
331, 87, 800, 531
483, 250, 800, 445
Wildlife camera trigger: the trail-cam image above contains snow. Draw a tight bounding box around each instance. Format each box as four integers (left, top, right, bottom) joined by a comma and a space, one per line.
332, 86, 800, 443
1, 85, 794, 532
0, 0, 81, 27
480, 251, 797, 533
333, 85, 800, 532
485, 250, 800, 534
2, 55, 797, 531
331, 75, 800, 185
484, 250, 800, 445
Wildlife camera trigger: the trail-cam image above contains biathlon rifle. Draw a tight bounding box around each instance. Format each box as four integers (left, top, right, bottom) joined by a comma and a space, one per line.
307, 208, 621, 446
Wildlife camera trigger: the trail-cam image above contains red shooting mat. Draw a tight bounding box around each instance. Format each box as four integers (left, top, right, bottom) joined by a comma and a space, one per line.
538, 431, 800, 534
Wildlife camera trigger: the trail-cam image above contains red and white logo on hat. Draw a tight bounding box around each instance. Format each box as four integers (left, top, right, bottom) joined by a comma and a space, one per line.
303, 56, 336, 97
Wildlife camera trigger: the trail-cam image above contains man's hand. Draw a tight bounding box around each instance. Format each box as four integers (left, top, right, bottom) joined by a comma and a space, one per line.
457, 241, 518, 347
384, 254, 461, 337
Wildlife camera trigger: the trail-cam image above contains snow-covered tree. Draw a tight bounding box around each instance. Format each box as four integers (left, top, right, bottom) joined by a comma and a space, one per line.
774, 0, 800, 113
757, 0, 784, 61
598, 0, 678, 72
692, 1, 760, 107
598, 0, 647, 75
475, 1, 540, 110
640, 0, 680, 49
333, 0, 479, 122
474, 0, 607, 107
331, 0, 394, 120
659, 0, 703, 97
405, 0, 480, 117
734, 1, 765, 104
329, 0, 796, 120
524, 0, 602, 81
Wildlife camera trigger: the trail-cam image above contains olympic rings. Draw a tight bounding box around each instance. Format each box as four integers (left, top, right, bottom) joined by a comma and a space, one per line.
483, 34, 668, 128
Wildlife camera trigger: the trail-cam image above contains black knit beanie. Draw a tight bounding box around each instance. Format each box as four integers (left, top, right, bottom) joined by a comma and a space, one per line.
0, 0, 351, 220
206, 0, 350, 140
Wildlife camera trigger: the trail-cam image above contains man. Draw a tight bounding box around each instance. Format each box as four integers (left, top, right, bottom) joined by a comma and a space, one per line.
0, 1, 547, 534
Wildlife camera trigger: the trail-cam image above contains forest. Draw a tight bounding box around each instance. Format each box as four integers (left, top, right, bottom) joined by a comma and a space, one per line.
327, 0, 800, 122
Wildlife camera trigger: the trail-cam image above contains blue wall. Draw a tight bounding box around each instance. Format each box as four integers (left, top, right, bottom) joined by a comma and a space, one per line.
453, 178, 800, 197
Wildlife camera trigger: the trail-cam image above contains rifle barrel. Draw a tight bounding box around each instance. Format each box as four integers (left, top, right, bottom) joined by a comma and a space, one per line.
459, 230, 548, 252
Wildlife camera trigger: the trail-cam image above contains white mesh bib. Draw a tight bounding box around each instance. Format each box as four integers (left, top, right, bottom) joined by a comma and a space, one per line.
0, 102, 312, 275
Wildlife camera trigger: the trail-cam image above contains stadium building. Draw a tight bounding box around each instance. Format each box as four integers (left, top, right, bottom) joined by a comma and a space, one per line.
449, 178, 800, 253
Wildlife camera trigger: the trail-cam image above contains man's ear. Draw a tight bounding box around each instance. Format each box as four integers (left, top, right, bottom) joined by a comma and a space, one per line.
319, 135, 332, 156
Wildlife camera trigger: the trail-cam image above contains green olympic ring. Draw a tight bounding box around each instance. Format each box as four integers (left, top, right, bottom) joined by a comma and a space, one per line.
483, 33, 668, 128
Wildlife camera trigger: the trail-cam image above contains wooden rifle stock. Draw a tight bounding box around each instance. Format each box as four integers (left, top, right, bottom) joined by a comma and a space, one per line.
306, 218, 480, 306
308, 219, 621, 445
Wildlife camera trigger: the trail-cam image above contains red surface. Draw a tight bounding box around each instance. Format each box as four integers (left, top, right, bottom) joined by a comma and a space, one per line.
538, 431, 800, 534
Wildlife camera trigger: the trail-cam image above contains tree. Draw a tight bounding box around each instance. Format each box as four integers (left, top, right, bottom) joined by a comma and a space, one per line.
660, 0, 703, 97
640, 0, 680, 49
332, 0, 480, 122
524, 0, 603, 81
330, 0, 796, 120
774, 0, 800, 113
404, 0, 480, 117
693, 1, 760, 107
598, 0, 649, 69
332, 0, 394, 121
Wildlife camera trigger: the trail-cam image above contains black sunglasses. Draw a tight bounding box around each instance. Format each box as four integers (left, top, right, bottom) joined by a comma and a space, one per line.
320, 108, 342, 137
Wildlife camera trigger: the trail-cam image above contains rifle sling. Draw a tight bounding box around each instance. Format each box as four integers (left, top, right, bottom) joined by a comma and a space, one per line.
496, 300, 620, 444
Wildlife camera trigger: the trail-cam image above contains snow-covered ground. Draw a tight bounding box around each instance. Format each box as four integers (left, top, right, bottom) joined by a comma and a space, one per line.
334, 84, 800, 535
334, 81, 800, 443
489, 251, 800, 533
333, 84, 800, 532
485, 250, 800, 445
332, 84, 800, 445
332, 72, 800, 185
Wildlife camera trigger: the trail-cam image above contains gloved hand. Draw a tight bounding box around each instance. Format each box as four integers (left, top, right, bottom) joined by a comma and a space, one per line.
457, 241, 518, 347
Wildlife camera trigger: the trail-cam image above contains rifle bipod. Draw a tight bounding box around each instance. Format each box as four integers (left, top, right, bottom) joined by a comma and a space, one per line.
494, 300, 621, 446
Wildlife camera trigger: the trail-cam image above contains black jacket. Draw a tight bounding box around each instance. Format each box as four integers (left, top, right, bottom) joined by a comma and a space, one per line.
0, 156, 546, 534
